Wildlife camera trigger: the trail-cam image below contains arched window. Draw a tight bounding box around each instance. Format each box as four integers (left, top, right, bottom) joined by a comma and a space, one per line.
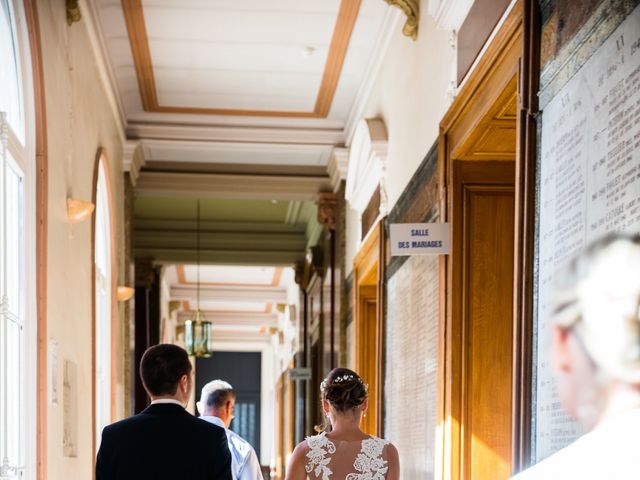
94, 153, 115, 451
0, 0, 37, 477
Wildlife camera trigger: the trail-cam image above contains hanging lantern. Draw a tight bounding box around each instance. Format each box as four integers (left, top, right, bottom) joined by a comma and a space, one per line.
184, 310, 213, 357
184, 199, 213, 357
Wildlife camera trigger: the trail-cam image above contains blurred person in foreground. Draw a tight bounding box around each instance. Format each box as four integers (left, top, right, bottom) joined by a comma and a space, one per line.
197, 380, 263, 480
96, 344, 232, 480
512, 233, 640, 479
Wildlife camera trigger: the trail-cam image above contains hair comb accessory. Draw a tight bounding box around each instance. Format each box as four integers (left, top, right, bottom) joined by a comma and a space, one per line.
320, 374, 369, 392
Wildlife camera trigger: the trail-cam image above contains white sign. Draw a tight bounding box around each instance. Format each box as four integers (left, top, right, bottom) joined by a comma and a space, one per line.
389, 223, 450, 256
288, 367, 311, 381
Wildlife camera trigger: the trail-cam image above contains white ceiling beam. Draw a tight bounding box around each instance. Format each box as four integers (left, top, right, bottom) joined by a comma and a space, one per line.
135, 247, 302, 266
135, 229, 306, 251
127, 123, 345, 146
135, 171, 332, 201
170, 284, 287, 303
135, 218, 304, 233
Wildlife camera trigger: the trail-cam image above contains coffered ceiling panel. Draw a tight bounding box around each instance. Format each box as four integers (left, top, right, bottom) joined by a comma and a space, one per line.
93, 0, 391, 127
180, 265, 281, 286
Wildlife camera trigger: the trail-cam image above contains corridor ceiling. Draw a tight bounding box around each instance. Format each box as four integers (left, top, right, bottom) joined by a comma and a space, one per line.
164, 264, 289, 343
90, 0, 397, 264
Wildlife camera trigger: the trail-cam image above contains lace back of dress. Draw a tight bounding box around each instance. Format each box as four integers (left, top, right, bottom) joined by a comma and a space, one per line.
305, 433, 390, 480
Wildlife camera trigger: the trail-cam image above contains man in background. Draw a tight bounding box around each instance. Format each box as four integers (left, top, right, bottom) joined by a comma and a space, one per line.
198, 380, 263, 480
96, 344, 232, 480
512, 233, 640, 478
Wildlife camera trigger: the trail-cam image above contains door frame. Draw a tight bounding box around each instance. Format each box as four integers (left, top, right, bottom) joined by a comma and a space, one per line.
438, 0, 539, 476
353, 220, 385, 436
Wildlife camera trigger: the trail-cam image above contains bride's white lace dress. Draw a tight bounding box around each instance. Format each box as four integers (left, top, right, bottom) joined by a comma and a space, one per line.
304, 432, 391, 480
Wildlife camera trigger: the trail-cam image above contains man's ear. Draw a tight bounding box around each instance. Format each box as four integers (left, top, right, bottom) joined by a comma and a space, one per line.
179, 374, 189, 393
196, 401, 203, 415
552, 325, 573, 373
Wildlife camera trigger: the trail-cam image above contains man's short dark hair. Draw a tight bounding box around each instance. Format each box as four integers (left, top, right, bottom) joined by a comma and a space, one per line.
206, 388, 236, 409
140, 344, 192, 396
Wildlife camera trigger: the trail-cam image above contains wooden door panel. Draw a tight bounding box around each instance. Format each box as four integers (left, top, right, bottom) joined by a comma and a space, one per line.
464, 188, 514, 479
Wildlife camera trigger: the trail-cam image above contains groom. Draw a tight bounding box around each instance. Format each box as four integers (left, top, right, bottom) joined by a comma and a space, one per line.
96, 344, 232, 480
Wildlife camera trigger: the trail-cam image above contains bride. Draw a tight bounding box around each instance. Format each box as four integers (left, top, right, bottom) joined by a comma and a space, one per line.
286, 368, 399, 480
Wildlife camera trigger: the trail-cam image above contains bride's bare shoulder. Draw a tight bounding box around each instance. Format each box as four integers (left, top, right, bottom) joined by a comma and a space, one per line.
285, 440, 311, 480
384, 441, 400, 480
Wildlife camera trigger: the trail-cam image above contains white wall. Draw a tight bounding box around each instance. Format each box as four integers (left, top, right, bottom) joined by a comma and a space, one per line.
345, 2, 455, 272
38, 1, 125, 477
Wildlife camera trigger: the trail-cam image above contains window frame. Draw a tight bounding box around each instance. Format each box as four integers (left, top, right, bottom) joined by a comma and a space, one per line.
0, 0, 38, 478
92, 149, 118, 456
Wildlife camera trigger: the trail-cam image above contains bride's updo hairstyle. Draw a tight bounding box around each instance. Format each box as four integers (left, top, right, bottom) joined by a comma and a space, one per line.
315, 368, 368, 432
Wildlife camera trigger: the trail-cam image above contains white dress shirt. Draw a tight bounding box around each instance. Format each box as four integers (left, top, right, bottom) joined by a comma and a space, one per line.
200, 415, 263, 480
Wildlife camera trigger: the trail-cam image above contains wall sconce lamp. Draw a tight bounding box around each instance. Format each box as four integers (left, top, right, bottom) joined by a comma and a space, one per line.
116, 286, 135, 302
67, 198, 94, 224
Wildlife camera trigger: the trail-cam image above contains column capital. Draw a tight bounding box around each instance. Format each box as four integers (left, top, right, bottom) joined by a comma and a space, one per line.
317, 192, 338, 231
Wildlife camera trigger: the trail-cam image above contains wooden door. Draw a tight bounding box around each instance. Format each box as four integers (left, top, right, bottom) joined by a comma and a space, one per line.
451, 161, 515, 479
438, 3, 533, 477
353, 221, 384, 436
356, 285, 378, 434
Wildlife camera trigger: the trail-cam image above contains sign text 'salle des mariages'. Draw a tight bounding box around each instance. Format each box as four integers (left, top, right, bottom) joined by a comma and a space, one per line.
389, 223, 450, 256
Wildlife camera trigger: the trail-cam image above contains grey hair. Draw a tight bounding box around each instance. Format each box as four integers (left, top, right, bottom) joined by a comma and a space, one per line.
199, 379, 235, 409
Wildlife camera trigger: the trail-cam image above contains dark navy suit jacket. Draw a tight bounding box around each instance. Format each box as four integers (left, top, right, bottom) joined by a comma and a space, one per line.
96, 403, 232, 480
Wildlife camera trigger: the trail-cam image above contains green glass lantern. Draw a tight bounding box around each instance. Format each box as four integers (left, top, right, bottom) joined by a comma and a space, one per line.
185, 199, 213, 357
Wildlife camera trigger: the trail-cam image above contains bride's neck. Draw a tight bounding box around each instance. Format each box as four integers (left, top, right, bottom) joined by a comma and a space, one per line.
329, 412, 364, 437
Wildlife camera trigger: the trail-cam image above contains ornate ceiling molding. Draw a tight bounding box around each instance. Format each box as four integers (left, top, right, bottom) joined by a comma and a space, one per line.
345, 118, 388, 215
121, 0, 361, 117
327, 148, 349, 192
427, 0, 474, 30
384, 0, 419, 40
66, 0, 81, 25
133, 218, 308, 265
78, 0, 127, 142
344, 6, 402, 144
122, 140, 145, 185
317, 192, 338, 231
171, 284, 287, 303
135, 171, 331, 201
126, 122, 344, 146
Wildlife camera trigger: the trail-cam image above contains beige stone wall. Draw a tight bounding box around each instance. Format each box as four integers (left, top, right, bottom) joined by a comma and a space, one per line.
38, 1, 126, 477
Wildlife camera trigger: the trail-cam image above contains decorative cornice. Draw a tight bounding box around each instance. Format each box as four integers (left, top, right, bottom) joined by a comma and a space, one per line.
170, 285, 287, 303
78, 0, 126, 142
317, 192, 338, 231
127, 122, 344, 145
344, 6, 402, 144
122, 140, 145, 185
134, 219, 308, 266
327, 148, 349, 192
345, 118, 389, 214
66, 0, 81, 25
426, 0, 474, 30
384, 0, 419, 40
135, 171, 332, 201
